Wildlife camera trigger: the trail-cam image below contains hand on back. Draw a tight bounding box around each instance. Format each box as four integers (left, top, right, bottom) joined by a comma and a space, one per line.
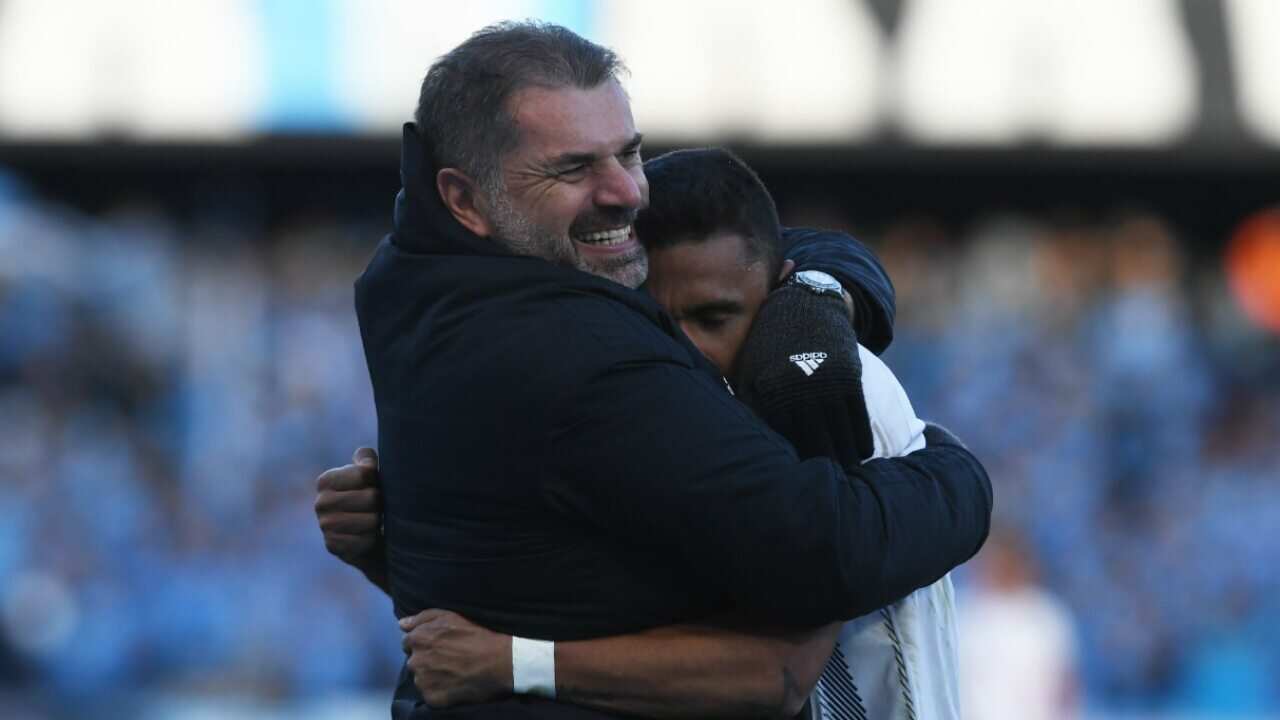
314, 447, 384, 574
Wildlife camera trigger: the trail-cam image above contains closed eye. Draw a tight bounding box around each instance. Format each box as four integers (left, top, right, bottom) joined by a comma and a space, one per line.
555, 163, 590, 180
681, 300, 744, 331
687, 311, 735, 331
619, 143, 643, 165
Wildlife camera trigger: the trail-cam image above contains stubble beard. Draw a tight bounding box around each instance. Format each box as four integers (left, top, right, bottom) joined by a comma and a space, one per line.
484, 186, 648, 289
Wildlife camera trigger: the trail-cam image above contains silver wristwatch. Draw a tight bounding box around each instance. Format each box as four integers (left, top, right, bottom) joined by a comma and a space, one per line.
788, 270, 844, 299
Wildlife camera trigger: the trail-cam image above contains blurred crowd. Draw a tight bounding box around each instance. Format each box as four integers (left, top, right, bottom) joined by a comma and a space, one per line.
869, 207, 1280, 714
1, 168, 1278, 716
0, 173, 399, 713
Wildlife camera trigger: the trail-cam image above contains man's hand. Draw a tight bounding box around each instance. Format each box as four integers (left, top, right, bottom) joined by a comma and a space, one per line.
314, 447, 388, 591
401, 609, 514, 707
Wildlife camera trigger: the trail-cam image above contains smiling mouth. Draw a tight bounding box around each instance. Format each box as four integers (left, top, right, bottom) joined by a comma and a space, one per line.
573, 225, 633, 247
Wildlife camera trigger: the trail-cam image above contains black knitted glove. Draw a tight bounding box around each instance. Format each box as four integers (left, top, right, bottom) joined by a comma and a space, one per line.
733, 285, 875, 470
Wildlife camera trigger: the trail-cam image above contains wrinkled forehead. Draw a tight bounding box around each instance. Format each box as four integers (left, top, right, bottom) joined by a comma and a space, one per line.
506, 80, 637, 158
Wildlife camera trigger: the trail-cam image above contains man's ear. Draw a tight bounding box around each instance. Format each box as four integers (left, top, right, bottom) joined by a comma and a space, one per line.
775, 258, 796, 287
436, 168, 494, 238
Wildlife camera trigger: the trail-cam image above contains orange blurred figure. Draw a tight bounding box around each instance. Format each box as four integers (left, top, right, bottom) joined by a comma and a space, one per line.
1227, 208, 1280, 332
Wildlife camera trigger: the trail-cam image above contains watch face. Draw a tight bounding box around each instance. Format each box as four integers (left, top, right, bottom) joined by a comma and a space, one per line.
794, 270, 843, 295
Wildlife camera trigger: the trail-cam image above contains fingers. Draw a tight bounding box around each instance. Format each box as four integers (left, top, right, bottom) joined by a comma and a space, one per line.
317, 509, 380, 536
314, 486, 380, 515
401, 612, 449, 654
315, 447, 378, 495
400, 609, 463, 657
314, 461, 381, 566
400, 608, 454, 632
402, 611, 500, 708
316, 463, 379, 493
353, 446, 379, 468
322, 530, 377, 558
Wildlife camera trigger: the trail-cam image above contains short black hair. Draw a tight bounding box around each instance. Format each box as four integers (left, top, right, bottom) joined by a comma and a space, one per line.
636, 148, 783, 276
415, 21, 624, 191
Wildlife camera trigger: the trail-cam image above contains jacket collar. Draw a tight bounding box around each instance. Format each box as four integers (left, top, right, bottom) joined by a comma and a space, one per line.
391, 122, 511, 258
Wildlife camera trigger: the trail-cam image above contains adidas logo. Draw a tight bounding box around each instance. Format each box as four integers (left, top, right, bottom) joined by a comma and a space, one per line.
790, 351, 827, 376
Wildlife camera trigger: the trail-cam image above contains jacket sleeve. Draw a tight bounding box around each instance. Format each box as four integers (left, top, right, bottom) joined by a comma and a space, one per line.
781, 227, 896, 355
542, 353, 991, 625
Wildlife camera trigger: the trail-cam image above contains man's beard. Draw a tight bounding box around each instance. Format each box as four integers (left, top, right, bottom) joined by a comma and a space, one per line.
484, 188, 648, 289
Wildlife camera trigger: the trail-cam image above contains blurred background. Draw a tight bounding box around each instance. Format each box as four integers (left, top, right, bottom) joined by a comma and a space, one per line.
1, 1, 1278, 718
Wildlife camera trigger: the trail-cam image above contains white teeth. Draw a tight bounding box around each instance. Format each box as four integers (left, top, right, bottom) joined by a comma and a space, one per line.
575, 226, 631, 246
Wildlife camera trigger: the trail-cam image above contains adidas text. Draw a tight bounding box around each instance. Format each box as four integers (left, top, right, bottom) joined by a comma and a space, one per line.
789, 351, 827, 376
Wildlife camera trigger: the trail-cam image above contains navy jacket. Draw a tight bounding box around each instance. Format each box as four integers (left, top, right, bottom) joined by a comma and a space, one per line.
357, 125, 990, 718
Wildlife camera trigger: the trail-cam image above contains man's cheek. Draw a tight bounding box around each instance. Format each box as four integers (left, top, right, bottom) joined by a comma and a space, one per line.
686, 332, 723, 373
706, 338, 739, 378
724, 326, 753, 378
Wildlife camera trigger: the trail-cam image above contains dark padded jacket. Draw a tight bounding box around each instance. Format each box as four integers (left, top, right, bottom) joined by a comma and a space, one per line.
356, 124, 991, 719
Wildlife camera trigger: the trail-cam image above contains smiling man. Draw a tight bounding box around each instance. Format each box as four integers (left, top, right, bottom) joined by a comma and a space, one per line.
341, 21, 990, 719
444, 78, 649, 289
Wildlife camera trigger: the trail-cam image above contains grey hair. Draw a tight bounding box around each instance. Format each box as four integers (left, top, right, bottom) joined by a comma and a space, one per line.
414, 21, 625, 192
